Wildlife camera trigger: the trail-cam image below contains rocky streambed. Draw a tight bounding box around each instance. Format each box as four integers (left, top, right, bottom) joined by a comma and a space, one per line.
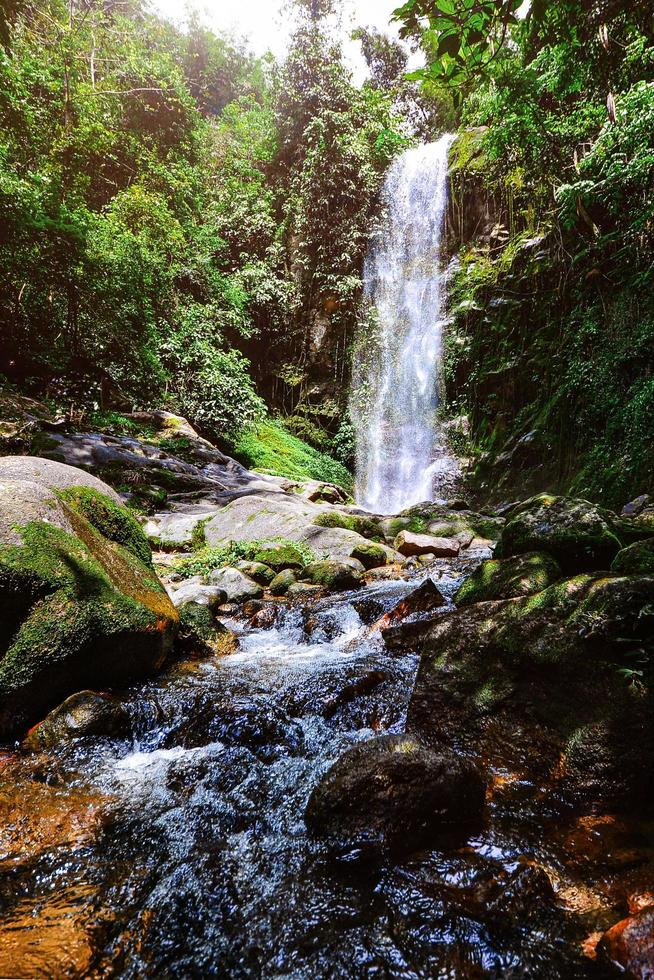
0, 407, 653, 978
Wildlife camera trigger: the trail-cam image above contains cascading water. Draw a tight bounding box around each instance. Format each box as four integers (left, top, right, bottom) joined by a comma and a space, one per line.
351, 134, 456, 514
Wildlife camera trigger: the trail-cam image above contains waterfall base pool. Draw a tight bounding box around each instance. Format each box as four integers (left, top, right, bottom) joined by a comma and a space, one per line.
0, 559, 649, 978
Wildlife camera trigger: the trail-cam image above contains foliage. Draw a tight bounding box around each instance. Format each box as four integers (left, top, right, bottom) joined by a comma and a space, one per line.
173, 538, 315, 579
230, 420, 353, 489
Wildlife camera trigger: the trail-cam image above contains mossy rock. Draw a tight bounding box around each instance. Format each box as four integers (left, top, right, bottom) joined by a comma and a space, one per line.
496, 494, 623, 572
455, 552, 562, 606
57, 486, 152, 565
312, 510, 382, 540
250, 543, 307, 572
235, 560, 275, 586
386, 573, 654, 807
177, 602, 237, 658
23, 690, 132, 751
269, 569, 297, 596
611, 538, 654, 576
350, 542, 387, 570
302, 560, 361, 592
0, 473, 178, 737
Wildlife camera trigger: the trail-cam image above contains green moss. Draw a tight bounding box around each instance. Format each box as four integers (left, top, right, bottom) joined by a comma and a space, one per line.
173, 538, 315, 579
57, 486, 152, 565
350, 542, 387, 570
312, 510, 382, 539
229, 420, 352, 490
611, 538, 654, 575
455, 552, 562, 606
0, 511, 176, 730
191, 516, 212, 552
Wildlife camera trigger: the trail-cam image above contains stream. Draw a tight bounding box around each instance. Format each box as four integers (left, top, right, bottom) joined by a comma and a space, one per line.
1, 549, 648, 978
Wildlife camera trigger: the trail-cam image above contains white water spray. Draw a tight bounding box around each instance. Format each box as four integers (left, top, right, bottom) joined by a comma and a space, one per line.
351, 135, 456, 514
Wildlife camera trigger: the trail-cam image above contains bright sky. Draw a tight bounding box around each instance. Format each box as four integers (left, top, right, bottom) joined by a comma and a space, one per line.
147, 0, 416, 84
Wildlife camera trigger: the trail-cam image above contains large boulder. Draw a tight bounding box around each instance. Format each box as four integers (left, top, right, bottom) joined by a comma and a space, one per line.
395, 530, 460, 558
455, 552, 562, 605
305, 734, 486, 855
206, 567, 263, 602
0, 460, 178, 737
385, 574, 654, 807
496, 494, 623, 572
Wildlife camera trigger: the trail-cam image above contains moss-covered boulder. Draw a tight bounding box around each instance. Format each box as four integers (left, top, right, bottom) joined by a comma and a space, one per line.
250, 543, 307, 572
177, 602, 238, 658
350, 542, 387, 570
0, 464, 178, 737
312, 510, 383, 540
234, 560, 275, 586
611, 538, 654, 576
305, 735, 486, 856
23, 690, 132, 751
496, 494, 623, 571
269, 569, 297, 596
455, 552, 562, 605
385, 574, 654, 807
301, 560, 361, 591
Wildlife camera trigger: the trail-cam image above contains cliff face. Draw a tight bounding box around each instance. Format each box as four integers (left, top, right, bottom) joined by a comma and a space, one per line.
441, 130, 654, 510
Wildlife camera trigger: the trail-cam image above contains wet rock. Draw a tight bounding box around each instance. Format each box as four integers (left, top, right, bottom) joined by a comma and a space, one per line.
487, 865, 557, 920
269, 569, 297, 596
177, 602, 237, 658
352, 596, 386, 625
23, 691, 132, 750
235, 560, 275, 586
168, 696, 304, 761
388, 574, 654, 807
305, 734, 486, 855
0, 463, 178, 737
250, 603, 280, 629
350, 542, 387, 570
364, 564, 404, 582
496, 494, 623, 572
301, 560, 361, 592
611, 538, 654, 576
371, 578, 446, 632
169, 580, 228, 611
622, 495, 651, 518
395, 530, 460, 558
287, 582, 324, 599
206, 567, 263, 602
242, 599, 264, 617
320, 670, 389, 719
455, 551, 562, 605
598, 908, 654, 978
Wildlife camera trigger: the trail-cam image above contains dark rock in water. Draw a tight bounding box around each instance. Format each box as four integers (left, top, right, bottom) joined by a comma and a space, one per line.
352, 596, 386, 625
455, 551, 561, 605
611, 538, 654, 576
598, 907, 654, 978
249, 603, 279, 629
287, 583, 324, 599
23, 691, 132, 750
269, 569, 297, 596
302, 560, 361, 592
622, 495, 651, 518
495, 494, 623, 572
242, 599, 264, 618
371, 578, 446, 632
387, 573, 654, 807
304, 734, 486, 856
166, 696, 304, 761
487, 865, 557, 920
320, 670, 389, 719
177, 602, 237, 658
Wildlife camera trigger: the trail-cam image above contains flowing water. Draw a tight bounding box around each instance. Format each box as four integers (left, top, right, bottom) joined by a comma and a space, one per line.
351, 136, 457, 514
0, 559, 645, 978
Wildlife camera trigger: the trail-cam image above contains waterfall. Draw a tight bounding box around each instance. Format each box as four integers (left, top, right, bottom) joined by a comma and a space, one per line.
351, 134, 455, 514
